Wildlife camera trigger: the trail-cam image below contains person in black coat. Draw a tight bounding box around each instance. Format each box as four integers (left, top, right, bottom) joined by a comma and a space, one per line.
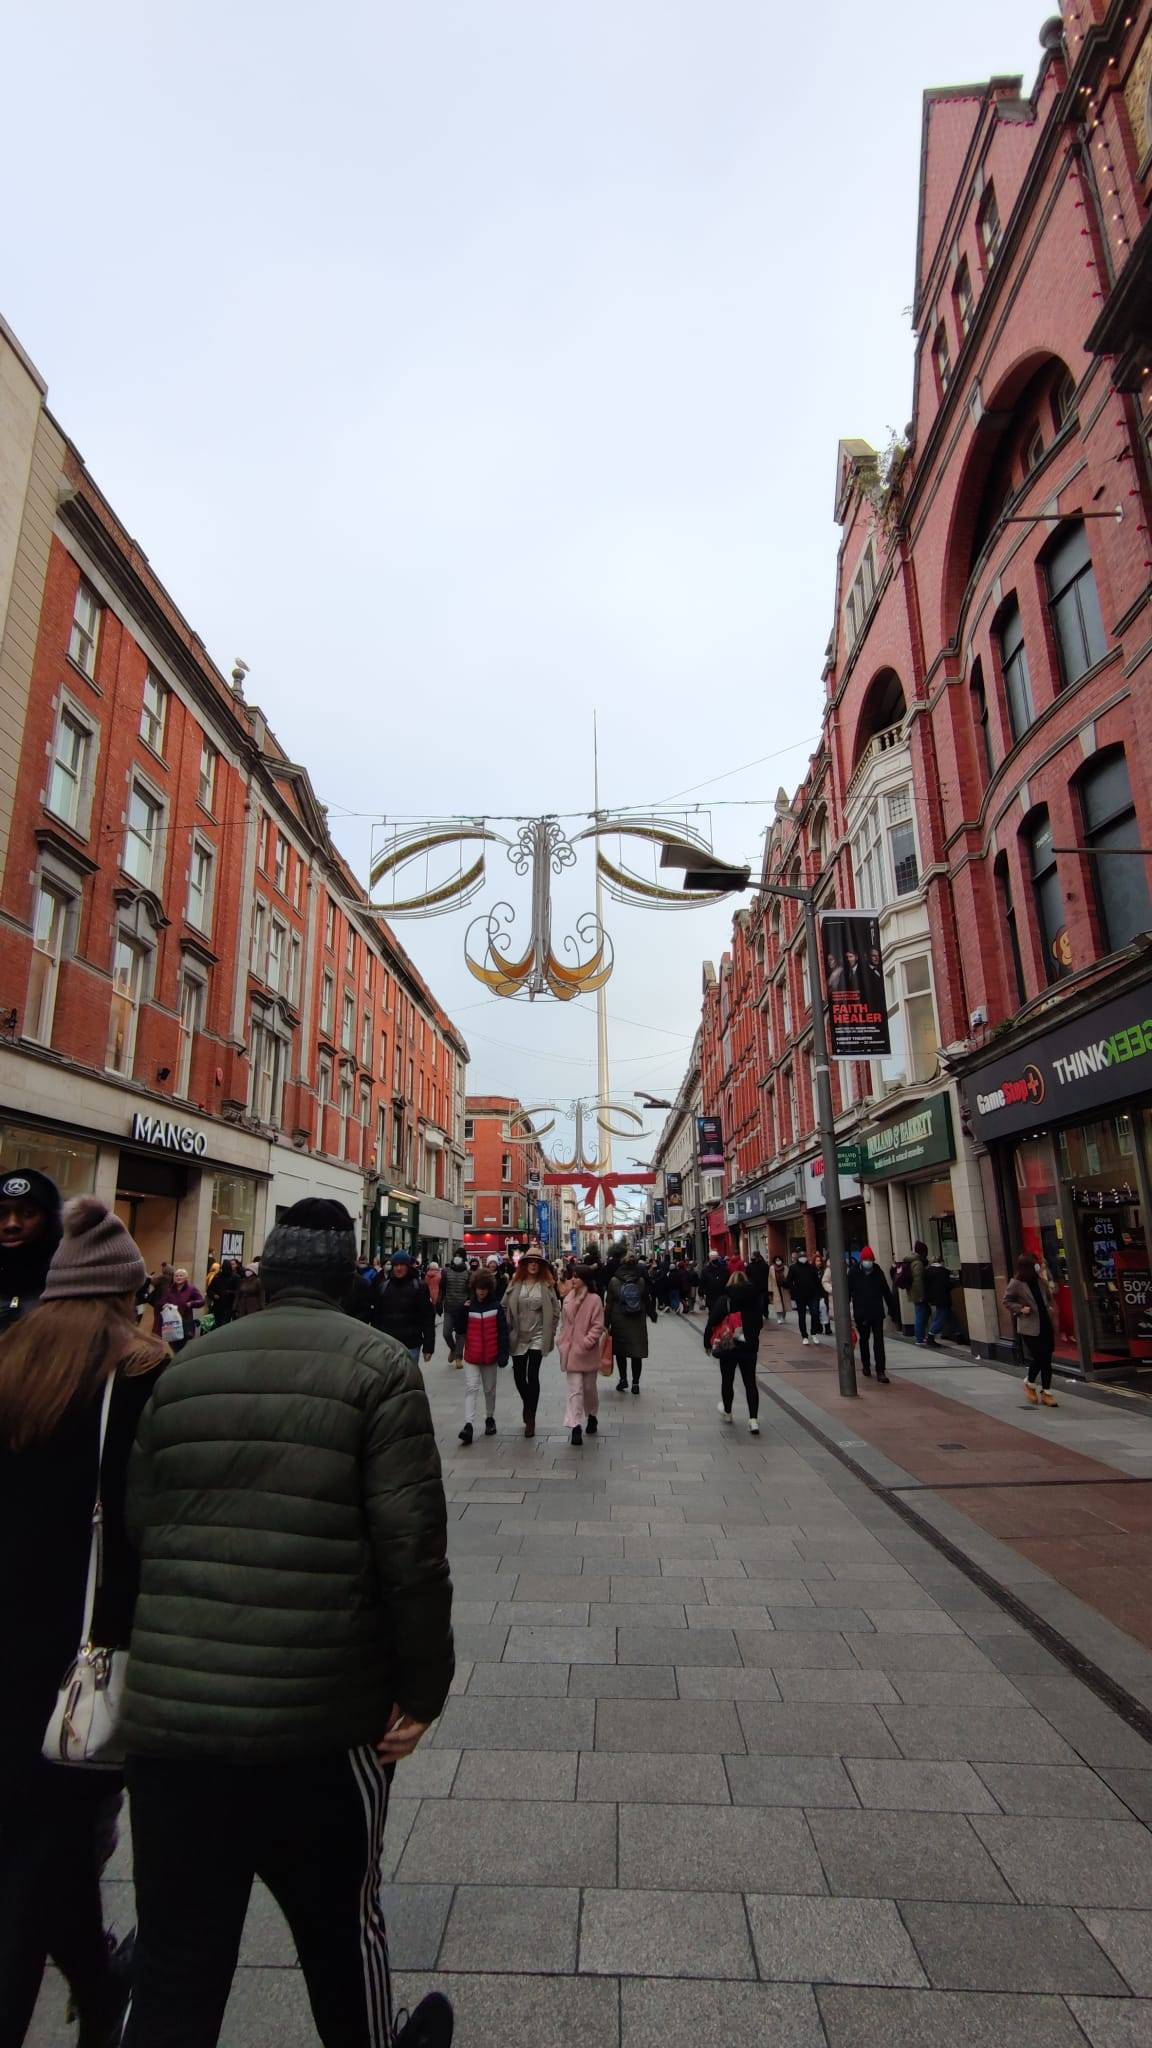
699, 1255, 729, 1311
704, 1270, 763, 1433
785, 1251, 823, 1344
0, 1197, 167, 2047
369, 1249, 436, 1359
0, 1168, 62, 1336
847, 1247, 899, 1382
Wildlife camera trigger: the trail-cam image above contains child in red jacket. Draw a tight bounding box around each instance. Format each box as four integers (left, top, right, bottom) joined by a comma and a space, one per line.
454, 1268, 510, 1444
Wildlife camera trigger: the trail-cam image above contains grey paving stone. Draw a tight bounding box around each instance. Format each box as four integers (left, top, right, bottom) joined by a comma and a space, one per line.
596, 1699, 745, 1753
776, 1668, 901, 1704
859, 1606, 962, 1634
746, 1894, 926, 1986
595, 1602, 688, 1631
216, 1970, 321, 2046
618, 1802, 827, 1893
1077, 1912, 1152, 1994
807, 1810, 1013, 1901
451, 1749, 578, 1801
1066, 1997, 1152, 2047
392, 1970, 620, 2048
433, 1697, 594, 1751
512, 1574, 610, 1602
901, 1900, 1129, 1993
1101, 1771, 1152, 1823
686, 1603, 773, 1630
492, 1601, 590, 1627
846, 1632, 995, 1672
580, 1887, 756, 1978
612, 1575, 707, 1603
619, 1978, 825, 2048
617, 1626, 741, 1666
568, 1663, 678, 1698
382, 1799, 421, 1879
887, 1672, 1032, 1708
381, 1884, 455, 1970
972, 1816, 1152, 1907
394, 1748, 461, 1798
813, 1580, 938, 1610
452, 1623, 512, 1661
725, 1753, 860, 1807
769, 1605, 874, 1632
503, 1625, 618, 1664
878, 1704, 1079, 1764
736, 1629, 859, 1669
577, 1751, 731, 1803
437, 1884, 580, 1973
1011, 1678, 1152, 1769
678, 1555, 754, 1578
466, 1661, 571, 1697
703, 1576, 809, 1605
976, 1763, 1134, 1820
844, 1758, 1001, 1813
398, 1797, 615, 1886
816, 1985, 1092, 2047
452, 1599, 498, 1625
674, 1666, 782, 1701
737, 1703, 900, 1757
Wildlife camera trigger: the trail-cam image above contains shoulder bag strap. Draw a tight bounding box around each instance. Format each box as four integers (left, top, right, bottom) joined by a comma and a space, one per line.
79, 1371, 115, 1651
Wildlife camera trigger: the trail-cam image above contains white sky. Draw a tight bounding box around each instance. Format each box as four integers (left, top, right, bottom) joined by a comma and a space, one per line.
4, 0, 1045, 1165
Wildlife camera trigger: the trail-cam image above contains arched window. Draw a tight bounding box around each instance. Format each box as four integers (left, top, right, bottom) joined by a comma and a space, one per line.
1024, 811, 1070, 984
996, 600, 1033, 743
1045, 522, 1107, 688
852, 670, 907, 769
994, 851, 1026, 1005
1079, 749, 1152, 953
970, 660, 994, 781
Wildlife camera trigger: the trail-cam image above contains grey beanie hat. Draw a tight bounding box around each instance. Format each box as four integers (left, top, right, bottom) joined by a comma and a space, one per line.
41, 1196, 147, 1301
259, 1197, 357, 1301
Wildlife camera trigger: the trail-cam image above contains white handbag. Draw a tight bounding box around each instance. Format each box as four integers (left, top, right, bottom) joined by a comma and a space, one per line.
43, 1373, 127, 1769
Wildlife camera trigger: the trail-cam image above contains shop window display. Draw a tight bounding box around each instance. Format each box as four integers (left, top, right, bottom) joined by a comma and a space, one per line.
210, 1173, 259, 1271
1059, 1117, 1151, 1359
0, 1123, 97, 1197
1012, 1137, 1075, 1352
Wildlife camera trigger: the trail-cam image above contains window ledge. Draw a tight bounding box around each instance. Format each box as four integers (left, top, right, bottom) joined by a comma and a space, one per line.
64, 655, 102, 694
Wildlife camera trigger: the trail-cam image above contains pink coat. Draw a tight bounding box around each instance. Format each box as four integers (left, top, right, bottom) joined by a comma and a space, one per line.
557, 1286, 604, 1373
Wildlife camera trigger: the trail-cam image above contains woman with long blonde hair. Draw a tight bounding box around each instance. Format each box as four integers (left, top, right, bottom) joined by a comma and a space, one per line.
0, 1197, 168, 2046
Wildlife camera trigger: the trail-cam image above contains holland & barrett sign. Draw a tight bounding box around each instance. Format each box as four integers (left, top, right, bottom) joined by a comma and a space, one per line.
860, 1096, 954, 1180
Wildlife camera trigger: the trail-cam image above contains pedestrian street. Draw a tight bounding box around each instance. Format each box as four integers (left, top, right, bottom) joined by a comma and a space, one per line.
31, 1311, 1152, 2047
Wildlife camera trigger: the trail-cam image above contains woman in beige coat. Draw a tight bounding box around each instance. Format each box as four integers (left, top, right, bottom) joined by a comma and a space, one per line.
503, 1252, 560, 1439
1003, 1252, 1058, 1407
557, 1266, 605, 1447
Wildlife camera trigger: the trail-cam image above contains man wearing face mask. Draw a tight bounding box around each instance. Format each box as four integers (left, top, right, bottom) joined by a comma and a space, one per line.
0, 1168, 63, 1336
440, 1249, 472, 1357
848, 1247, 899, 1383
785, 1249, 823, 1345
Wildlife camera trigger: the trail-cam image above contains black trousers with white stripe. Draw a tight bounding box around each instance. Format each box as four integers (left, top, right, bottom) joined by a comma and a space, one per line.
122, 1746, 394, 2047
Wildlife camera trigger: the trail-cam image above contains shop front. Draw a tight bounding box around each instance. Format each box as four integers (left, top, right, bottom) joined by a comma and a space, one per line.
803, 1149, 866, 1259
373, 1189, 420, 1262
964, 974, 1152, 1375
858, 1091, 969, 1340
724, 1168, 805, 1262
0, 1045, 273, 1283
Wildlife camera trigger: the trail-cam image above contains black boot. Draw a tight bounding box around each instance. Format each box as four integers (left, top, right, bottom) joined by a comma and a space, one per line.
394, 1991, 455, 2047
485, 1415, 497, 1436
570, 1424, 582, 1445
586, 1414, 598, 1435
76, 1932, 135, 2048
458, 1422, 473, 1445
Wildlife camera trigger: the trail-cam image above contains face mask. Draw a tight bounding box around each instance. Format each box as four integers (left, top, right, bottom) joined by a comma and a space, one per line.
452, 1257, 464, 1268
797, 1254, 807, 1263
861, 1259, 875, 1271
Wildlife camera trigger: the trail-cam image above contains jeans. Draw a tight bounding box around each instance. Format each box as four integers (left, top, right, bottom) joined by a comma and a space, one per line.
1025, 1331, 1054, 1390
615, 1352, 642, 1389
564, 1369, 599, 1428
718, 1352, 759, 1418
442, 1310, 458, 1354
0, 1760, 122, 2048
512, 1349, 542, 1421
928, 1306, 951, 1340
123, 1748, 396, 2048
857, 1316, 887, 1374
463, 1362, 497, 1426
667, 1289, 681, 1314
913, 1301, 930, 1343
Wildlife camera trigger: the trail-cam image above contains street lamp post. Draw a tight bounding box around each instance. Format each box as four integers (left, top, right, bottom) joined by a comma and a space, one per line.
662, 853, 858, 1400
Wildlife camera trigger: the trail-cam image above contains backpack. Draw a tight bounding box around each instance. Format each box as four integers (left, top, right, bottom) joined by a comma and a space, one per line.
618, 1277, 644, 1315
894, 1258, 912, 1291
710, 1310, 744, 1356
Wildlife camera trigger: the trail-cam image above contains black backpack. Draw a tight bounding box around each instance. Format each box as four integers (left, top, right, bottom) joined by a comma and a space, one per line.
618, 1277, 645, 1315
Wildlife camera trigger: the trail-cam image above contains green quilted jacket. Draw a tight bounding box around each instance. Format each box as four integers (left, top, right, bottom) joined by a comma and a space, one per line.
122, 1290, 454, 1759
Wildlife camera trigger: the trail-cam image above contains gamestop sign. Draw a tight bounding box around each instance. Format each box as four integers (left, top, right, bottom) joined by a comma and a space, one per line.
965, 978, 1152, 1141
130, 1111, 209, 1158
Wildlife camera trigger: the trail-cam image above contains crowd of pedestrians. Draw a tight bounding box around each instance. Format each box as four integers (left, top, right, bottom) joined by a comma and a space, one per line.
0, 1158, 1072, 2048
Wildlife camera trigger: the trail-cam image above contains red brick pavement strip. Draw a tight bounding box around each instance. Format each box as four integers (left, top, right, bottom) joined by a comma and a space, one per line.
758, 1332, 1152, 1656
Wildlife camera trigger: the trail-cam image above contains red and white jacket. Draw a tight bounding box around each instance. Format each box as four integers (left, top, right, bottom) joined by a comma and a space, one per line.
460, 1302, 510, 1367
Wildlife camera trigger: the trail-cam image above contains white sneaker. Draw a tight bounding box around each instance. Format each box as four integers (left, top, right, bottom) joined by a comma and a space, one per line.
749, 1418, 760, 1434
802, 1336, 811, 1346
718, 1403, 733, 1423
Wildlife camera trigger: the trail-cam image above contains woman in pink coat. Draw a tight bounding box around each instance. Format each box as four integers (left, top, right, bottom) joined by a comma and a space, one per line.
557, 1264, 605, 1447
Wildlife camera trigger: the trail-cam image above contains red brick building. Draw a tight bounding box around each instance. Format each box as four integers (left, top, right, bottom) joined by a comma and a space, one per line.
0, 347, 468, 1275
464, 1096, 547, 1256
679, 3, 1152, 1375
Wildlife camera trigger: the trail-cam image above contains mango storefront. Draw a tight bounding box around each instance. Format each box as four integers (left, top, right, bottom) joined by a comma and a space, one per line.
963, 973, 1152, 1376
0, 1045, 273, 1282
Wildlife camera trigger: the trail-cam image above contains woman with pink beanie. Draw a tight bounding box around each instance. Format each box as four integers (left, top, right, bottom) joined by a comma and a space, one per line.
0, 1196, 168, 2046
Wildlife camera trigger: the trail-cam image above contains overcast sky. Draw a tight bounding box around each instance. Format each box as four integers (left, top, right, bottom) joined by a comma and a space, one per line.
5, 0, 1045, 1168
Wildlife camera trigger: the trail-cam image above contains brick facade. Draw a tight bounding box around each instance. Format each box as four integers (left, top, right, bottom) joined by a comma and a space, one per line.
464, 1096, 547, 1252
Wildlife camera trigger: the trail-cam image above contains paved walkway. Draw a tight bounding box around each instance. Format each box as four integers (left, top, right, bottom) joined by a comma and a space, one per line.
31, 1312, 1152, 2045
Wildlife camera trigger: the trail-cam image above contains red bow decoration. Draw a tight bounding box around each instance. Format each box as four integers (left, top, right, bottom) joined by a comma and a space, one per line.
542, 1170, 655, 1210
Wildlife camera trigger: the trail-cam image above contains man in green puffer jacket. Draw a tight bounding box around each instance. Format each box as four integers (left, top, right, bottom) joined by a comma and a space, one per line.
121, 1198, 455, 2048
